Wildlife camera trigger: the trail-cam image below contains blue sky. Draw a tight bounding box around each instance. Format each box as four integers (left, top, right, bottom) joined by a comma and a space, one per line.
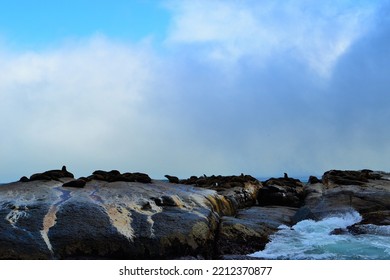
1, 0, 390, 182
0, 0, 170, 48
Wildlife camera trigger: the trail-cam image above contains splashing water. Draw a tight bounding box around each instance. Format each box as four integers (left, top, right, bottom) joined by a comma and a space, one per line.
249, 210, 390, 260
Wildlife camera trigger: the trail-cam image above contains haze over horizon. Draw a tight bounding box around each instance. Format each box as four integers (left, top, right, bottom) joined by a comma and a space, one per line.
1, 0, 390, 183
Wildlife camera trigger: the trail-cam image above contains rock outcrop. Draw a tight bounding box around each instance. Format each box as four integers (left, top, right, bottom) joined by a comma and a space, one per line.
0, 178, 226, 259
302, 169, 390, 237
216, 206, 297, 256
258, 176, 305, 207
0, 170, 265, 260
2, 168, 390, 259
322, 169, 382, 187
304, 170, 390, 218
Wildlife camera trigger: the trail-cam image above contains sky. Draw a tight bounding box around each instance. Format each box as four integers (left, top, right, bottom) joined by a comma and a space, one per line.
1, 0, 390, 183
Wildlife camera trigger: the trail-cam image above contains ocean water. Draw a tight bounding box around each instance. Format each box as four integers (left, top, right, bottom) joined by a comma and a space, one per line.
249, 210, 390, 260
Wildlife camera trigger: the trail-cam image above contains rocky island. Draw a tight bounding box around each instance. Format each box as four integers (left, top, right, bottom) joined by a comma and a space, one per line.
0, 168, 389, 259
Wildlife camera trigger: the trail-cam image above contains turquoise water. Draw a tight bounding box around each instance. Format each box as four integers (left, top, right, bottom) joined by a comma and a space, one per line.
249, 210, 390, 260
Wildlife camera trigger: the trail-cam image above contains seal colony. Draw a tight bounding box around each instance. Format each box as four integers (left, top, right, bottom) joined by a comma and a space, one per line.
19, 166, 152, 188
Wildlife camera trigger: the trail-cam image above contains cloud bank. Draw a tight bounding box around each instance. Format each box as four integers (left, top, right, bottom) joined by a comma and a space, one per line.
1, 0, 390, 182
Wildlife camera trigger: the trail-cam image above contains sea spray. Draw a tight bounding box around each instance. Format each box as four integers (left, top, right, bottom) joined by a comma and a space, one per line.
249, 210, 390, 260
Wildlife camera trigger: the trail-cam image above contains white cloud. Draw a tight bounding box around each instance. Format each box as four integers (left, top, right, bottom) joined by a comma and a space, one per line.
0, 35, 246, 181
166, 0, 378, 77
0, 36, 164, 179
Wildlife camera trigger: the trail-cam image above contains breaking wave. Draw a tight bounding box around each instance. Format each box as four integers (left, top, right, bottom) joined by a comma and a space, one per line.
249, 210, 390, 259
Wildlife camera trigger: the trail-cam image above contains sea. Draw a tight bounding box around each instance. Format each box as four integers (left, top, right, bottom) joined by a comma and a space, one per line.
249, 210, 390, 260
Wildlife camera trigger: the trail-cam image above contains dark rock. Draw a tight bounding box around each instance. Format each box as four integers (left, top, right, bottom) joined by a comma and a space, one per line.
361, 211, 390, 225
330, 228, 348, 235
216, 206, 297, 256
258, 175, 305, 207
303, 170, 390, 227
346, 224, 368, 235
165, 175, 179, 184
0, 201, 54, 259
150, 208, 218, 259
0, 179, 228, 259
308, 176, 321, 184
345, 223, 390, 236
48, 200, 132, 259
62, 179, 86, 188
330, 214, 390, 235
291, 206, 318, 224
305, 170, 390, 219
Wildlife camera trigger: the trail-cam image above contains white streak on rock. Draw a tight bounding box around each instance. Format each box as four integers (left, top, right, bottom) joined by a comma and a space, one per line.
40, 184, 72, 254
106, 205, 135, 241
5, 207, 29, 228
40, 205, 57, 253
147, 215, 155, 238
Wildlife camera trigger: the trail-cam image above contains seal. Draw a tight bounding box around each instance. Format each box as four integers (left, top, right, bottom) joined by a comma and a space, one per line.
165, 175, 179, 184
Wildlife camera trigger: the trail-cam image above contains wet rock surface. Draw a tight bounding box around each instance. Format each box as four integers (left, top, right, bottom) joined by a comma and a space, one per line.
304, 170, 390, 238
216, 206, 297, 256
305, 170, 390, 217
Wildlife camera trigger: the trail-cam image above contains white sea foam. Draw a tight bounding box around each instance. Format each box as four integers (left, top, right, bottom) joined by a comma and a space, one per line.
249, 210, 390, 260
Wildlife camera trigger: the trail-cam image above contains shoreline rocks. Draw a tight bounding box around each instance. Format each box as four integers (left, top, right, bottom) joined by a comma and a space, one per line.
304, 170, 390, 218
216, 206, 297, 256
2, 168, 390, 259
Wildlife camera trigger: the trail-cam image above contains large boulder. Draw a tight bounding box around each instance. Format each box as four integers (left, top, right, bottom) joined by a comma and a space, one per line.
258, 175, 306, 207
216, 206, 297, 256
322, 169, 382, 187
0, 179, 232, 259
305, 170, 390, 219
